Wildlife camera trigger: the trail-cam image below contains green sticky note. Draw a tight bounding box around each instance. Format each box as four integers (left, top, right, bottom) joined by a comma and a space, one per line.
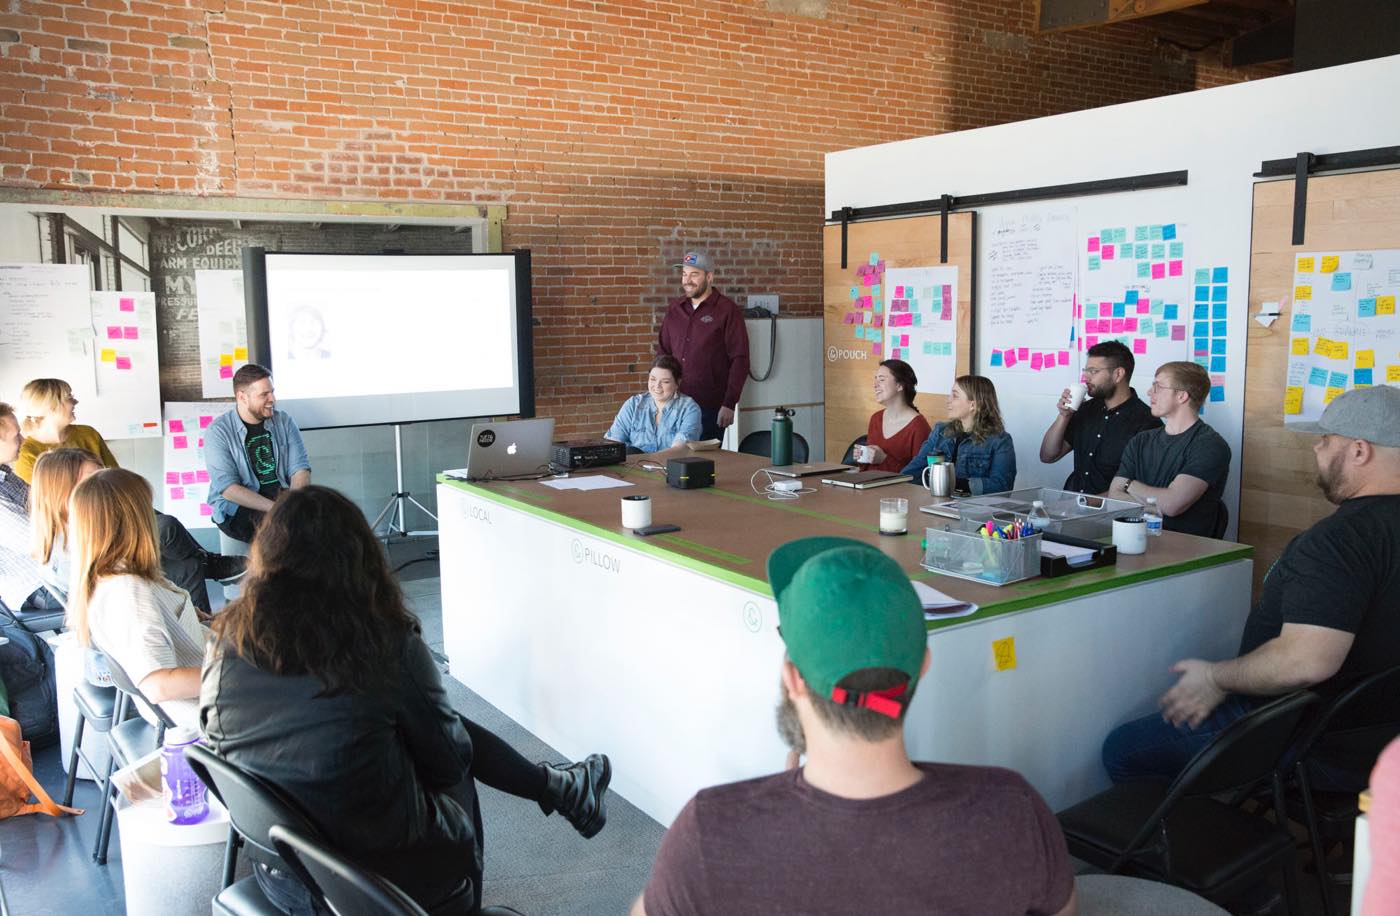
1150, 225, 1164, 240
1169, 241, 1184, 259
1137, 261, 1151, 278
1151, 243, 1165, 259
912, 313, 922, 326
1089, 255, 1101, 271
869, 252, 879, 266
1195, 268, 1210, 285
923, 340, 934, 355
1134, 243, 1148, 259
1135, 226, 1149, 241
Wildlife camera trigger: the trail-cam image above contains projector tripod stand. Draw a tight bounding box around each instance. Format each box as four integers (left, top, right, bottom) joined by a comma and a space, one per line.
372, 423, 438, 541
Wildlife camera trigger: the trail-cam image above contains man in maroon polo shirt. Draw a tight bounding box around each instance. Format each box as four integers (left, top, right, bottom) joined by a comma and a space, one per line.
657, 251, 750, 441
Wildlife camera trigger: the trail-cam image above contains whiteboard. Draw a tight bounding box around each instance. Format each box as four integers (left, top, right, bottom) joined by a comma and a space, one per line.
161, 401, 221, 529
87, 290, 162, 439
0, 263, 95, 407
882, 265, 958, 396
195, 269, 250, 398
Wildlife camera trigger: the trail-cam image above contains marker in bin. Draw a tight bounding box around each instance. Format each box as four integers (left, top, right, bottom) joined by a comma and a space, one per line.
979, 519, 1034, 540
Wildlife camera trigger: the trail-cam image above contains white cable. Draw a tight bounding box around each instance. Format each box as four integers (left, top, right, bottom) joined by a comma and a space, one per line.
749, 468, 816, 501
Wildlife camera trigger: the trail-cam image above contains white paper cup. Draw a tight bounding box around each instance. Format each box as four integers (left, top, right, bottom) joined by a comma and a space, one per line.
621, 495, 651, 529
1112, 517, 1147, 555
1066, 382, 1088, 411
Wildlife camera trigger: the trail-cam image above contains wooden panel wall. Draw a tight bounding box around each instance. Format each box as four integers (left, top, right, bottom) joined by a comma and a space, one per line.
821, 214, 975, 462
1241, 168, 1400, 594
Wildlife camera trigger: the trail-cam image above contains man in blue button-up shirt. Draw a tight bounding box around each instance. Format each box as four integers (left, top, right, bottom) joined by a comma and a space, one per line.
205, 364, 312, 543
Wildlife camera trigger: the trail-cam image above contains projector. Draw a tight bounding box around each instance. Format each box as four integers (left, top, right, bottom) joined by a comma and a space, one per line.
551, 439, 627, 470
666, 456, 715, 490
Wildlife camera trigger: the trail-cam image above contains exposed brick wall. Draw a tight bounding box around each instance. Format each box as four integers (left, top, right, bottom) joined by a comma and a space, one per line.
0, 0, 1284, 437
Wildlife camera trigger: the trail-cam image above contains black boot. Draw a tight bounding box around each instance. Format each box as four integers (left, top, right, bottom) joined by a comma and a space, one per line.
538, 753, 611, 838
200, 551, 247, 583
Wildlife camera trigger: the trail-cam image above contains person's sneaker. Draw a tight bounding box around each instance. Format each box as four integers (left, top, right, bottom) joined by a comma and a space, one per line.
202, 552, 247, 583
538, 753, 611, 838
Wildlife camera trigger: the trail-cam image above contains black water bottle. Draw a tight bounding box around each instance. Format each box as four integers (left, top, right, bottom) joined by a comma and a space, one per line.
771, 407, 794, 466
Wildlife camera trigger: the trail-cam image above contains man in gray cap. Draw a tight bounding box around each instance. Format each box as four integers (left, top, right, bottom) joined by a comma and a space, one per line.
657, 251, 749, 441
1104, 385, 1400, 791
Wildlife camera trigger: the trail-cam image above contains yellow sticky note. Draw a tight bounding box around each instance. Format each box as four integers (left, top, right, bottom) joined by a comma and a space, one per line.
1378, 296, 1396, 315
1291, 337, 1310, 356
1357, 350, 1375, 369
1295, 257, 1315, 273
234, 346, 248, 360
1320, 255, 1340, 273
1387, 365, 1400, 383
1333, 341, 1348, 360
1295, 285, 1312, 301
219, 353, 234, 367
1324, 387, 1345, 405
992, 637, 1017, 672
100, 348, 116, 363
1314, 338, 1333, 356
1284, 387, 1303, 415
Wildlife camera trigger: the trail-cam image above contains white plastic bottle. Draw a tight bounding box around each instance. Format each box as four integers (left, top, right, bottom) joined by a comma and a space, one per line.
1144, 497, 1163, 537
1027, 500, 1051, 532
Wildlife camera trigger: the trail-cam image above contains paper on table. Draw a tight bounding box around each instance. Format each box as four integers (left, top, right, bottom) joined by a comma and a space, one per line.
912, 580, 979, 619
1039, 540, 1097, 566
540, 476, 634, 492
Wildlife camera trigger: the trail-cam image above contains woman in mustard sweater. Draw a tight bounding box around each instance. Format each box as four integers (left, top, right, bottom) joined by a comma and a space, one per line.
14, 378, 117, 484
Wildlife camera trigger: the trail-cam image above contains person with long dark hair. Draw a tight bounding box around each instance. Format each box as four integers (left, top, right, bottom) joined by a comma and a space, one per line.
200, 485, 611, 914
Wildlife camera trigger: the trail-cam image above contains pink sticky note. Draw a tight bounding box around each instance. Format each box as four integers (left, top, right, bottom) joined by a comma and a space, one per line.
219, 365, 233, 379
942, 286, 952, 306
1111, 318, 1125, 333
114, 356, 132, 370
197, 437, 204, 448
1085, 335, 1099, 348
1102, 244, 1115, 260
1004, 351, 1018, 368
842, 312, 855, 325
1125, 318, 1138, 332
894, 285, 905, 297
862, 275, 874, 286
106, 326, 121, 339
198, 416, 213, 429
900, 334, 910, 347
1017, 347, 1029, 361
1133, 338, 1147, 354
873, 315, 884, 328
1087, 237, 1100, 253
1058, 351, 1070, 366
181, 471, 196, 484
1151, 262, 1166, 279
170, 486, 185, 500
119, 297, 135, 312
122, 326, 138, 340
172, 435, 188, 450
1137, 302, 1150, 314
871, 344, 883, 356
169, 419, 185, 433
1210, 374, 1225, 386
1031, 352, 1044, 370
165, 471, 180, 484
196, 469, 209, 483
1171, 324, 1186, 341
199, 503, 213, 517
1168, 260, 1183, 277
940, 304, 952, 321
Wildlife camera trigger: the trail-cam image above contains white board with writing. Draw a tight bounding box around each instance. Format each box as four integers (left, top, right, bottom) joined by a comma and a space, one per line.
0, 263, 95, 407
195, 269, 250, 398
161, 401, 222, 529
87, 290, 162, 439
982, 208, 1076, 384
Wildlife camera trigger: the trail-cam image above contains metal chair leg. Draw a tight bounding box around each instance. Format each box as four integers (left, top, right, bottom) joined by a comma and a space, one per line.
62, 713, 85, 808
1295, 763, 1336, 916
91, 753, 116, 864
221, 825, 240, 888
1272, 773, 1302, 916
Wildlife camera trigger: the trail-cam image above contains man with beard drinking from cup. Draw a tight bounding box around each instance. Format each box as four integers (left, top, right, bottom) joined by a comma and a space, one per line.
1039, 341, 1160, 495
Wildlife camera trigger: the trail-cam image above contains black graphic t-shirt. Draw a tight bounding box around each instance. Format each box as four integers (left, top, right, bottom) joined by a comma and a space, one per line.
243, 420, 282, 502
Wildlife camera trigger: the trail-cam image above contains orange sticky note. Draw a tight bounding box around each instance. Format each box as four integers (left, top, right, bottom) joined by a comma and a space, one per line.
219, 353, 234, 367
1284, 387, 1303, 415
233, 346, 248, 360
1294, 285, 1312, 301
1324, 387, 1345, 405
1291, 337, 1309, 356
992, 637, 1017, 672
1356, 350, 1375, 369
1295, 257, 1315, 273
1378, 296, 1396, 315
1320, 255, 1340, 273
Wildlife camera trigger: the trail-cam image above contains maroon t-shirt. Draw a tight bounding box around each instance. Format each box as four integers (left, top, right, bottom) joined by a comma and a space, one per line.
642, 763, 1074, 916
657, 288, 750, 412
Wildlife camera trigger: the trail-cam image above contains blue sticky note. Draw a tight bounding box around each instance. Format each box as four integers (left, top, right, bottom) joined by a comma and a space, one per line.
1355, 368, 1373, 385
1137, 262, 1150, 278
1162, 224, 1177, 240
869, 253, 879, 266
1125, 290, 1140, 304
1291, 313, 1312, 332
1194, 356, 1210, 368
1212, 302, 1227, 320
1150, 225, 1164, 240
1151, 300, 1165, 315
1211, 339, 1227, 354
1211, 357, 1227, 372
1359, 298, 1377, 317
912, 313, 922, 326
1169, 242, 1184, 259
854, 326, 865, 340
1195, 268, 1210, 285
1195, 285, 1210, 302
1139, 319, 1154, 336
1135, 226, 1148, 241
1212, 286, 1228, 302
1113, 303, 1126, 318
1194, 303, 1209, 320
1156, 323, 1169, 338
1328, 371, 1347, 388
871, 285, 881, 297
923, 341, 934, 356
849, 287, 859, 298
1194, 321, 1208, 337
875, 300, 884, 313
1085, 302, 1098, 317
1213, 267, 1228, 283
1151, 243, 1165, 260
1309, 367, 1328, 386
1209, 386, 1224, 403
1088, 255, 1101, 271
1134, 243, 1148, 260
1163, 304, 1179, 320
1212, 320, 1228, 337
1331, 272, 1352, 292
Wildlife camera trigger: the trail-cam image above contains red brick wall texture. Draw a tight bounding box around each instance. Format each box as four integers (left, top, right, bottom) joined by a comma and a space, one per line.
0, 1, 1284, 437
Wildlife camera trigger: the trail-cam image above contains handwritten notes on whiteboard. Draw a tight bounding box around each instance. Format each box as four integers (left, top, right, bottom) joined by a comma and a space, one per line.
0, 263, 95, 404
195, 269, 249, 397
1284, 249, 1400, 424
983, 209, 1076, 382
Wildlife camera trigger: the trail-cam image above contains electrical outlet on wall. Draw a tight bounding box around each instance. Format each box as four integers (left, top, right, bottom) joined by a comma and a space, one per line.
747, 294, 779, 315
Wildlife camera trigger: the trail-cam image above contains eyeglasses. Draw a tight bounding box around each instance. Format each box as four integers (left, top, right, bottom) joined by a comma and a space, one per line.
1083, 367, 1112, 377
1148, 382, 1184, 394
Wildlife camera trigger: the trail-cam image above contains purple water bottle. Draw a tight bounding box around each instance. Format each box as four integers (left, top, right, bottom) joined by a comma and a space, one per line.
161, 726, 209, 825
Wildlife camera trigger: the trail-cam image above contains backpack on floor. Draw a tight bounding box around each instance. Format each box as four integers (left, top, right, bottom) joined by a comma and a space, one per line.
0, 617, 59, 749
0, 714, 81, 818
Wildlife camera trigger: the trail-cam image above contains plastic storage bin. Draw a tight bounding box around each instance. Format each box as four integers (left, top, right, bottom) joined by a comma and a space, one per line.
922, 520, 1042, 586
923, 487, 1139, 540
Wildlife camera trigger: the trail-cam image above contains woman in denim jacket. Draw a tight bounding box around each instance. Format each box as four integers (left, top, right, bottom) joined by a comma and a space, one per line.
901, 375, 1017, 495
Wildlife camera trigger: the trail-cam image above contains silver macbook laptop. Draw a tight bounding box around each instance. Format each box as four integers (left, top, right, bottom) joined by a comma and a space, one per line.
763, 461, 853, 478
454, 418, 555, 481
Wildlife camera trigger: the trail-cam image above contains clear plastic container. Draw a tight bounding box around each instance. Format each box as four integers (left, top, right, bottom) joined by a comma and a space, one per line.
921, 521, 1042, 586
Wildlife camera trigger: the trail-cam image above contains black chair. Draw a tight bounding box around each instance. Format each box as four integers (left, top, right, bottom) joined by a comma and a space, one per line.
269, 824, 431, 915
0, 595, 65, 636
737, 430, 809, 463
1211, 501, 1230, 540
840, 435, 868, 466
60, 679, 117, 809
1285, 664, 1400, 916
1058, 692, 1319, 913
92, 652, 171, 865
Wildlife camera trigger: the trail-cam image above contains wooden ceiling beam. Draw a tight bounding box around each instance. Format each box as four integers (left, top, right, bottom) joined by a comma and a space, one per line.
1036, 0, 1208, 33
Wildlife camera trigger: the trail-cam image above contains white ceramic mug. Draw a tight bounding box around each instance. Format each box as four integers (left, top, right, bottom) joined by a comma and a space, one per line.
854, 444, 875, 463
621, 494, 651, 529
1065, 382, 1088, 411
1112, 516, 1147, 555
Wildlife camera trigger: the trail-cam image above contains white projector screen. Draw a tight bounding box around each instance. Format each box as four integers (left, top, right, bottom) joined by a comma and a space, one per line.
246, 250, 533, 429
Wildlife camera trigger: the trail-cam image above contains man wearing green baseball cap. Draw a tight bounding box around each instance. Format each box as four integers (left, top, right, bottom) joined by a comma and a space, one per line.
632, 536, 1076, 916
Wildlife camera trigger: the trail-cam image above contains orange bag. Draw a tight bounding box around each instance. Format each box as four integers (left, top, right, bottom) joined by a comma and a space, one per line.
0, 715, 82, 818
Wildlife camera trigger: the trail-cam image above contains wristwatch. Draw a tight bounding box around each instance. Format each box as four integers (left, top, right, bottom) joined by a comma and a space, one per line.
1124, 479, 1134, 498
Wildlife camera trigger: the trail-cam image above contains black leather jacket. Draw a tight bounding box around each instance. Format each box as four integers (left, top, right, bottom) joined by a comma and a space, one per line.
200, 626, 482, 910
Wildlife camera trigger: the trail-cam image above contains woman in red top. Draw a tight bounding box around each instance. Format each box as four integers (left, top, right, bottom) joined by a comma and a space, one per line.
859, 360, 932, 473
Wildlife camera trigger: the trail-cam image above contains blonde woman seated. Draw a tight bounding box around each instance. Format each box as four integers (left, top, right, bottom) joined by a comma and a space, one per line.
68, 468, 208, 729
12, 378, 116, 484
605, 355, 702, 456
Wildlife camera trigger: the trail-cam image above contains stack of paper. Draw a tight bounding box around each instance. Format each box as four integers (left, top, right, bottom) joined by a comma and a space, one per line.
912, 580, 978, 620
1040, 540, 1097, 567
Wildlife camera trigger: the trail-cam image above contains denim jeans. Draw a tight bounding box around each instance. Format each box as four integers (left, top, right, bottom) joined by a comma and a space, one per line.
1102, 694, 1265, 784
255, 861, 319, 916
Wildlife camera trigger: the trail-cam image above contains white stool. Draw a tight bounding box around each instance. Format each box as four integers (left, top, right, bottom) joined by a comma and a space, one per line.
1075, 874, 1229, 915
117, 794, 252, 916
